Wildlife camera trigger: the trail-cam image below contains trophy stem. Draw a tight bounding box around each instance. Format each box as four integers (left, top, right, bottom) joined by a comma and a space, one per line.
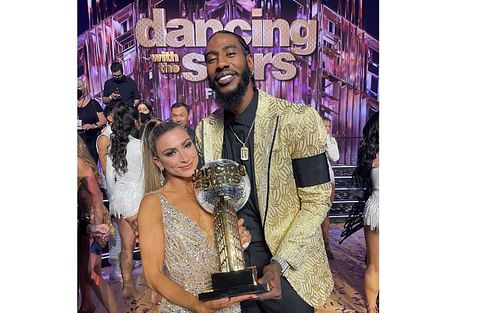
215, 196, 245, 272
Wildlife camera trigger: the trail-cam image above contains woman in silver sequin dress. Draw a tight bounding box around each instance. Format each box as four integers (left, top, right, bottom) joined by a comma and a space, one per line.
353, 112, 379, 313
137, 120, 254, 313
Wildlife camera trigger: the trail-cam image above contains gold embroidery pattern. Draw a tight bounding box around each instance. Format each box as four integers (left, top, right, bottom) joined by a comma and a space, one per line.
196, 90, 333, 308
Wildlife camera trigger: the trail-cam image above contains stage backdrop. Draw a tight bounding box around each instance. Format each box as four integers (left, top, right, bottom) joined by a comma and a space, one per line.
77, 0, 378, 165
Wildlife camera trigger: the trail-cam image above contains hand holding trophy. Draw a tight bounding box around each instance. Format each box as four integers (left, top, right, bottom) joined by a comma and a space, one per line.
193, 159, 270, 301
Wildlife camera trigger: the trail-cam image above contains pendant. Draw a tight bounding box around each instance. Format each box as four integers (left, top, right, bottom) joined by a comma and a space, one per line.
240, 146, 249, 161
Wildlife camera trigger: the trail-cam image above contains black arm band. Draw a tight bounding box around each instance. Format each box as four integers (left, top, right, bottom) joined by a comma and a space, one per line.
292, 153, 330, 188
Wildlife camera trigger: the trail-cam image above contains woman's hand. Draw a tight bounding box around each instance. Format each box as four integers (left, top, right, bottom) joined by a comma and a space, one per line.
88, 223, 110, 238
194, 294, 257, 313
237, 218, 251, 249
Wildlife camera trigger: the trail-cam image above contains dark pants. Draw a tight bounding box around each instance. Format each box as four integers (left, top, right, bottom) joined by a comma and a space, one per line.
241, 242, 313, 313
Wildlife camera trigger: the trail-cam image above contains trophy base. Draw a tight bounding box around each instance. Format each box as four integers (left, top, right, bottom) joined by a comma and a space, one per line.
198, 267, 270, 301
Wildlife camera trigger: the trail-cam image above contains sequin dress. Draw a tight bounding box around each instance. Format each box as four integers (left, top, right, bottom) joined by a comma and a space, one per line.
156, 193, 240, 313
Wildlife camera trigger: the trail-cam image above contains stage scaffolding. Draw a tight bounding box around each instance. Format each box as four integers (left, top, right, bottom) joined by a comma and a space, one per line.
77, 0, 378, 165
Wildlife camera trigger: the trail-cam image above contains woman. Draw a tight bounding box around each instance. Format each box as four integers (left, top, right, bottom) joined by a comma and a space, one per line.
138, 120, 255, 313
96, 101, 123, 283
78, 79, 106, 164
354, 113, 379, 313
106, 103, 144, 298
136, 100, 154, 125
321, 116, 340, 259
77, 136, 119, 313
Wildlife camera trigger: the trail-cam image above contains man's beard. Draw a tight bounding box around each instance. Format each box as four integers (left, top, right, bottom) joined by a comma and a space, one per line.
208, 65, 251, 112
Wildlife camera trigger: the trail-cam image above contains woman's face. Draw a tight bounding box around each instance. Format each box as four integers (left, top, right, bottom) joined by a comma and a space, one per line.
153, 127, 198, 179
323, 119, 331, 134
137, 103, 150, 114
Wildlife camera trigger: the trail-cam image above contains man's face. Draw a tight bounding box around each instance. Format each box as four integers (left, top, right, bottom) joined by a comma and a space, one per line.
171, 106, 189, 127
112, 70, 124, 82
205, 33, 254, 110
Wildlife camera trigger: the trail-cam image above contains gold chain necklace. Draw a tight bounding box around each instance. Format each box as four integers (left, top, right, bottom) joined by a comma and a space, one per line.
228, 119, 256, 161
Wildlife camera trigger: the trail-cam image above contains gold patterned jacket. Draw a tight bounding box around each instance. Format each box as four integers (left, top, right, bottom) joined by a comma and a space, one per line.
195, 90, 333, 307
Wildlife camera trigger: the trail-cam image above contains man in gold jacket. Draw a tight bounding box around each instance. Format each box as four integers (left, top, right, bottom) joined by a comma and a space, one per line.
196, 30, 333, 313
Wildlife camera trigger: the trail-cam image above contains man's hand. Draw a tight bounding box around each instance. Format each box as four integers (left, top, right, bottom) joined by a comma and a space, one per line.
256, 261, 282, 300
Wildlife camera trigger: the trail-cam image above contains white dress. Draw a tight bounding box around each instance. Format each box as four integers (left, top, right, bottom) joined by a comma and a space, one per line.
106, 135, 144, 218
363, 167, 379, 231
96, 125, 112, 188
325, 135, 340, 182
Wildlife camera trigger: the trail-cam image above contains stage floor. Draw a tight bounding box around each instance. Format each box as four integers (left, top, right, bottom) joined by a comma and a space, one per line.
84, 222, 367, 313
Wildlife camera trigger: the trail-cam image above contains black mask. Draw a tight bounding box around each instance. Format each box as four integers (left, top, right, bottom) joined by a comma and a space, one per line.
77, 89, 83, 99
140, 113, 152, 123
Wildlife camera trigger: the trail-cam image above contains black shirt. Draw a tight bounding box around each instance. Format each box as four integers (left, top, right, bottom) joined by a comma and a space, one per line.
221, 90, 265, 242
103, 76, 140, 106
77, 99, 103, 137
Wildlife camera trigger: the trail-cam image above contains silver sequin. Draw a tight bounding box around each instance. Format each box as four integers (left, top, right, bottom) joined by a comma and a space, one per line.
157, 193, 241, 313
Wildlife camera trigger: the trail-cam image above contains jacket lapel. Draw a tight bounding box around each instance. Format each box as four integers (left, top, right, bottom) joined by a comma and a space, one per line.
253, 91, 279, 223
202, 110, 224, 162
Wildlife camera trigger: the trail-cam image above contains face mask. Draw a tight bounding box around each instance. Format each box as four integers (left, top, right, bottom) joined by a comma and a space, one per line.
77, 89, 83, 99
140, 113, 151, 123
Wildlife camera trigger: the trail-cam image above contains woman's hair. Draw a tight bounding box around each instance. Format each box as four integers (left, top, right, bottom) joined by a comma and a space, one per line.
142, 119, 188, 193
77, 135, 100, 184
137, 100, 153, 114
109, 103, 140, 174
353, 112, 379, 196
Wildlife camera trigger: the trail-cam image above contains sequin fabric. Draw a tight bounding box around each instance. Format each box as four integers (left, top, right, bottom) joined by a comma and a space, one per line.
156, 193, 240, 313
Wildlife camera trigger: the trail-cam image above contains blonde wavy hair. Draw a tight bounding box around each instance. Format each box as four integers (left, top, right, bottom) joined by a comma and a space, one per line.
77, 135, 101, 185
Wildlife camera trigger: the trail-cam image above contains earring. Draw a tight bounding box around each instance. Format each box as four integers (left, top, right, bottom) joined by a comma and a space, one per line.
159, 172, 165, 186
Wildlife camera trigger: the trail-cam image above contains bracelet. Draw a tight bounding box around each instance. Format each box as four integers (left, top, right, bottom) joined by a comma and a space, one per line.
94, 123, 99, 128
271, 256, 290, 276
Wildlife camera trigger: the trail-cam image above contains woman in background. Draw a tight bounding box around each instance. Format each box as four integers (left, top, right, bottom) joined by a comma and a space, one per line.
321, 116, 340, 259
106, 104, 144, 298
78, 79, 106, 164
353, 113, 379, 313
78, 136, 118, 313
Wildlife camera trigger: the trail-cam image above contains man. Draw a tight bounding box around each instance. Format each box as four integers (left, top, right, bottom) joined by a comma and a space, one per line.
196, 30, 333, 313
170, 102, 195, 142
102, 62, 140, 106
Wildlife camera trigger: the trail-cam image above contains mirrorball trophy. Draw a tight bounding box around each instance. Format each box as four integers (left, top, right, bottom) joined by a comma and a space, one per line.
193, 159, 270, 301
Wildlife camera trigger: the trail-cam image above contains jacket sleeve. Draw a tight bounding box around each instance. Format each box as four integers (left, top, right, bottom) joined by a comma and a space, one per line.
275, 107, 332, 269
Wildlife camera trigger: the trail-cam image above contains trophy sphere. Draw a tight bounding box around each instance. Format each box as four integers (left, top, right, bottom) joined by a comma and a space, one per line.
193, 159, 250, 214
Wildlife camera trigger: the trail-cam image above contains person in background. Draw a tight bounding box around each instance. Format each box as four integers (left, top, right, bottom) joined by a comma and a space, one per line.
136, 100, 154, 136
137, 100, 154, 124
197, 30, 333, 312
78, 79, 106, 164
78, 135, 119, 313
353, 112, 379, 313
138, 120, 254, 312
321, 116, 340, 259
95, 101, 123, 283
102, 62, 140, 106
170, 102, 195, 142
106, 103, 144, 299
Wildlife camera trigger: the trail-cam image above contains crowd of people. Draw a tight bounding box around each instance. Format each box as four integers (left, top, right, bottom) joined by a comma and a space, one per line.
77, 30, 379, 313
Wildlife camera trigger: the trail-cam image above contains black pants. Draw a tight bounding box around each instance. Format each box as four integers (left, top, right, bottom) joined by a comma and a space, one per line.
241, 242, 313, 313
